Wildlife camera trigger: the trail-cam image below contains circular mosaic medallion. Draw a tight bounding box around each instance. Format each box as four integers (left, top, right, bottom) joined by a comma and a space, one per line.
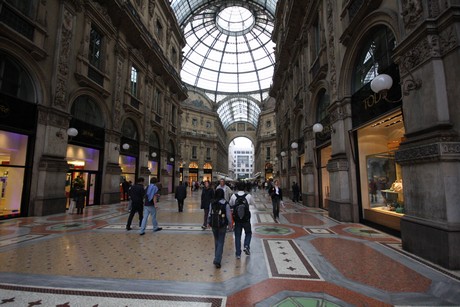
255, 225, 293, 235
47, 222, 95, 231
344, 227, 387, 238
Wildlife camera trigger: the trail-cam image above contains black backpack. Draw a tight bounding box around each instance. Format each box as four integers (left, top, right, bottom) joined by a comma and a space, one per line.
209, 200, 228, 228
232, 193, 250, 222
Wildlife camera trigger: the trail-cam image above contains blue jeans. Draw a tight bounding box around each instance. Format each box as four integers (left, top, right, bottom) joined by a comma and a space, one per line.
234, 221, 252, 256
140, 205, 159, 233
212, 226, 227, 264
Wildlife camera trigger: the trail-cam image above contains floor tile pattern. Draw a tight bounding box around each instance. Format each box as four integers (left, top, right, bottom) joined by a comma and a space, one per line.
263, 239, 322, 280
1, 190, 459, 306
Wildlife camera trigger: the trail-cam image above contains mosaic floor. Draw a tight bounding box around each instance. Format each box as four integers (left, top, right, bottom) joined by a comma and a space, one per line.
1, 190, 459, 306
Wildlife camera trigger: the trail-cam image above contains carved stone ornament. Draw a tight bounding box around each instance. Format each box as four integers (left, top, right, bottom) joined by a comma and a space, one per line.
401, 0, 424, 32
53, 7, 74, 109
395, 142, 460, 164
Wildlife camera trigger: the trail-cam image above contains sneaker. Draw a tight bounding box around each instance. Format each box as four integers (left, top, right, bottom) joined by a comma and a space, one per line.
236, 255, 241, 259
126, 227, 132, 231
139, 232, 145, 236
215, 263, 221, 269
201, 225, 206, 230
154, 227, 163, 232
243, 246, 250, 255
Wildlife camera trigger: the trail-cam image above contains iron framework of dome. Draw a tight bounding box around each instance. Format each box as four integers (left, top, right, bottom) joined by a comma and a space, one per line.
170, 0, 277, 129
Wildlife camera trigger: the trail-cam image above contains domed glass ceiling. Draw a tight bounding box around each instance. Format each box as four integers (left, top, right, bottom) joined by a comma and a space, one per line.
170, 0, 277, 129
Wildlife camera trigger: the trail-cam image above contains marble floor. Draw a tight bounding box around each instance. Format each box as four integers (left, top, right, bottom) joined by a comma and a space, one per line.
0, 189, 459, 306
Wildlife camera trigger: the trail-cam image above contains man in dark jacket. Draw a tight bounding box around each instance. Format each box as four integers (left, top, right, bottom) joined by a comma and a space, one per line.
126, 177, 145, 230
175, 182, 187, 212
201, 180, 214, 229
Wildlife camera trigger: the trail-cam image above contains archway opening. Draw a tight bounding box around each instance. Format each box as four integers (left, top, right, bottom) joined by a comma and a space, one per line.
228, 137, 254, 180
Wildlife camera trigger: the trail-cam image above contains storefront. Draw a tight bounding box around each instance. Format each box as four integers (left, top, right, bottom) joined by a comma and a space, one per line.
118, 119, 140, 199
203, 162, 212, 182
66, 117, 105, 208
354, 110, 405, 231
350, 25, 404, 231
0, 103, 35, 219
0, 51, 37, 219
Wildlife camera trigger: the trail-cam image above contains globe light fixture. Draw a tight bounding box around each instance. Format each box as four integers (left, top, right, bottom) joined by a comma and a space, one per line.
312, 123, 324, 133
291, 142, 298, 149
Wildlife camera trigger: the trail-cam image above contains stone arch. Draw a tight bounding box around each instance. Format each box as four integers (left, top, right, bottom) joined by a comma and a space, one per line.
68, 89, 110, 128
338, 10, 401, 98
0, 38, 45, 104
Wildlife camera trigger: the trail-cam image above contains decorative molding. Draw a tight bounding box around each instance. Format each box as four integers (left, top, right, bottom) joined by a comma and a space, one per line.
53, 6, 74, 109
395, 142, 460, 164
326, 0, 337, 100
326, 156, 349, 173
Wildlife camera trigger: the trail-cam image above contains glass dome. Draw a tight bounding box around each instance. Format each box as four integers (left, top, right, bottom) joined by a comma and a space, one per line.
171, 0, 277, 128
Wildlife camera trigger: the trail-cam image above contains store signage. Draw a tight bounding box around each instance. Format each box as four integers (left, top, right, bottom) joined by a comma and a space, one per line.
352, 82, 402, 128
0, 93, 36, 131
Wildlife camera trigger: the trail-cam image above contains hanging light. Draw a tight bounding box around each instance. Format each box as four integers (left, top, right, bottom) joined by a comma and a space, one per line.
291, 142, 298, 149
122, 143, 130, 150
312, 123, 324, 133
151, 152, 157, 158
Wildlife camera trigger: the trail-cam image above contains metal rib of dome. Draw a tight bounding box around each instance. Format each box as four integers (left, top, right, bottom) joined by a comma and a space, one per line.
170, 0, 277, 129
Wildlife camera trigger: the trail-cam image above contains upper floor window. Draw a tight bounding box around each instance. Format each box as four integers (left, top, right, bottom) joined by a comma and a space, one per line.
206, 148, 211, 160
89, 25, 102, 69
353, 26, 396, 92
192, 146, 197, 159
171, 47, 178, 66
312, 16, 321, 59
171, 104, 177, 126
206, 121, 211, 128
153, 89, 162, 113
5, 0, 38, 18
156, 20, 163, 41
266, 120, 271, 128
266, 147, 270, 160
130, 66, 138, 97
0, 52, 36, 103
192, 118, 198, 126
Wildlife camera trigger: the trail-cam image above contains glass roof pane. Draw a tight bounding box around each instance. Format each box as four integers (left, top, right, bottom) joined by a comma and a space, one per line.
171, 0, 278, 128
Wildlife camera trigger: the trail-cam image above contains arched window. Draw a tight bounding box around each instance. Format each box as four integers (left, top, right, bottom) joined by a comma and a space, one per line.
121, 118, 138, 140
71, 95, 104, 127
0, 52, 36, 103
352, 25, 396, 92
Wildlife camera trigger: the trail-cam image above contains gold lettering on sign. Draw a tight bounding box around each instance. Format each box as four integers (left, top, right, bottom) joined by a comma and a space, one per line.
363, 92, 384, 110
0, 102, 10, 116
82, 130, 94, 137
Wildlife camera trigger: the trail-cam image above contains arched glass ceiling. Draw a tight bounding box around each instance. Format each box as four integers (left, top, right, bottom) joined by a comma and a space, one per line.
217, 95, 261, 129
170, 0, 277, 128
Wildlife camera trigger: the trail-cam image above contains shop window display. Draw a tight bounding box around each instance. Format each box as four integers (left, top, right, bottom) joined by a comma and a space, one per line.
366, 152, 404, 213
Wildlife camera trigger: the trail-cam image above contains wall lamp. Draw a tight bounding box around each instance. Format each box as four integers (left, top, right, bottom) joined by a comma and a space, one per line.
313, 123, 335, 134
170, 157, 175, 162
151, 152, 157, 158
115, 143, 130, 151
56, 127, 78, 139
280, 151, 286, 157
291, 142, 298, 149
371, 64, 422, 100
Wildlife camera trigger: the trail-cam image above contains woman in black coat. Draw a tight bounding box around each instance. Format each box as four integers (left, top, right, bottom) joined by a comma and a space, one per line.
269, 179, 284, 222
201, 181, 215, 229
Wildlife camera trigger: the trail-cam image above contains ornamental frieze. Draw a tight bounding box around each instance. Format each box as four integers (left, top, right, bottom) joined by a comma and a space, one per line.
395, 142, 460, 164
401, 0, 423, 32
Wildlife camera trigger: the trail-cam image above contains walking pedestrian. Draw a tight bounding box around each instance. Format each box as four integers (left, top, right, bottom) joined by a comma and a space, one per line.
126, 177, 145, 230
139, 177, 162, 235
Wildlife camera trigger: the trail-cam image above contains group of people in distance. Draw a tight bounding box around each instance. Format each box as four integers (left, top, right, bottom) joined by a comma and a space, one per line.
124, 176, 287, 270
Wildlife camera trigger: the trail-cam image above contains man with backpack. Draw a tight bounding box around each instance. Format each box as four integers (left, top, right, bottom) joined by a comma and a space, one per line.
208, 188, 232, 268
229, 182, 255, 259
